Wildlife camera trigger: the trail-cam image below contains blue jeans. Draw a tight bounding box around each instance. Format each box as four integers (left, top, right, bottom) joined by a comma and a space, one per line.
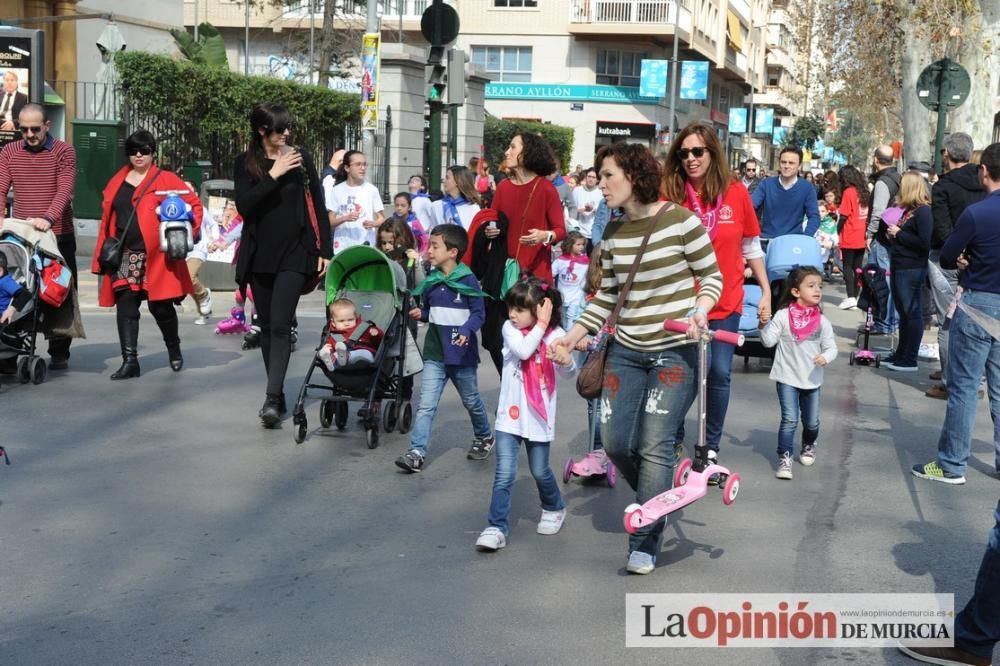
890, 266, 927, 366
410, 360, 491, 457
601, 341, 698, 556
869, 239, 897, 333
587, 398, 603, 451
955, 498, 1000, 657
486, 431, 565, 536
776, 382, 820, 457
675, 312, 741, 452
935, 291, 1000, 477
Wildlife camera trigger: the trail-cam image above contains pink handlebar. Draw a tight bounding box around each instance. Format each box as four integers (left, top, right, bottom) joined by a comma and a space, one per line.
663, 320, 745, 347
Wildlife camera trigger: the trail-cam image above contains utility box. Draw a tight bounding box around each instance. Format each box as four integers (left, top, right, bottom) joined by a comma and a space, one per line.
73, 120, 126, 219
183, 161, 213, 193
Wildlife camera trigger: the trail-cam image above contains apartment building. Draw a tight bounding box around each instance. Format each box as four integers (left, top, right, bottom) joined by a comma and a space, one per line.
188, 0, 779, 169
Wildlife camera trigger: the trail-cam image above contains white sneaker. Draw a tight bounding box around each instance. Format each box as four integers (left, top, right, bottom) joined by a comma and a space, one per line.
199, 288, 213, 316
626, 550, 656, 575
476, 526, 506, 551
838, 297, 857, 310
776, 452, 794, 479
193, 315, 210, 326
536, 508, 566, 535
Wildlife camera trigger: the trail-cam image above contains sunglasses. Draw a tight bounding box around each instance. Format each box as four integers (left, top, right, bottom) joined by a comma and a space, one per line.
19, 125, 44, 135
268, 124, 292, 134
130, 147, 153, 156
677, 147, 708, 160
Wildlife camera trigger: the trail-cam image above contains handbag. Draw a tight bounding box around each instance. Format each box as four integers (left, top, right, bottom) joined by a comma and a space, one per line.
499, 178, 540, 298
300, 186, 324, 295
98, 169, 160, 273
576, 204, 672, 399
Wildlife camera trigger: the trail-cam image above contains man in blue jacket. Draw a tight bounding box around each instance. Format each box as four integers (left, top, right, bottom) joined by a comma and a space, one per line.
751, 146, 821, 239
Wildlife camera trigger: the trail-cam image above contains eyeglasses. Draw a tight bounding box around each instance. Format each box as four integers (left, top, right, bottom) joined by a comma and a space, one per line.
677, 147, 708, 160
19, 126, 44, 135
130, 147, 153, 156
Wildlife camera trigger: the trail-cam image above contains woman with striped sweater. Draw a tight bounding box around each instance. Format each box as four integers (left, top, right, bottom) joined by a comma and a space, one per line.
553, 143, 722, 575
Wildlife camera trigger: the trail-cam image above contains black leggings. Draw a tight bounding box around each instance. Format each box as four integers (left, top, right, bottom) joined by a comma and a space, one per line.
115, 290, 179, 347
250, 271, 306, 398
842, 249, 865, 299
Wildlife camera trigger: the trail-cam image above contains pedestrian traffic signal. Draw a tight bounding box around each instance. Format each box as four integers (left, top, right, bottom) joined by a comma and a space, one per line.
446, 48, 467, 106
427, 45, 447, 104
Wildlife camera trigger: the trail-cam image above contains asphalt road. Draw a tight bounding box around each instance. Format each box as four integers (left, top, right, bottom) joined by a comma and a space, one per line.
1, 271, 997, 665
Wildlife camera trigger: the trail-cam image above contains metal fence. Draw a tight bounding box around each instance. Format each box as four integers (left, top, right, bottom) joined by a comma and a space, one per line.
54, 81, 392, 201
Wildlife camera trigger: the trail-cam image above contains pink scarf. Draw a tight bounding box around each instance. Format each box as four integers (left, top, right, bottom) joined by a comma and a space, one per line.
520, 326, 556, 422
788, 303, 821, 341
684, 181, 723, 241
561, 253, 589, 266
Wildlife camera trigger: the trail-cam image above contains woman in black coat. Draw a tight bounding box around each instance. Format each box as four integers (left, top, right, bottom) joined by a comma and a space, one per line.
234, 103, 332, 427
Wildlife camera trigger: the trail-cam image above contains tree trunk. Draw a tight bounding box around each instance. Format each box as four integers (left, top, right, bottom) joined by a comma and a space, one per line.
900, 5, 934, 163
952, 1, 999, 148
317, 0, 337, 88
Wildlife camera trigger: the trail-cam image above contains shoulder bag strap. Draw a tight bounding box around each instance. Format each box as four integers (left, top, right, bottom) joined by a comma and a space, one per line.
512, 178, 541, 264
606, 202, 674, 330
113, 168, 161, 242
304, 189, 321, 251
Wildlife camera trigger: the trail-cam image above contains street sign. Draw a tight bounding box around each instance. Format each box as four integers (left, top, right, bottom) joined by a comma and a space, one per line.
916, 58, 971, 112
421, 3, 460, 45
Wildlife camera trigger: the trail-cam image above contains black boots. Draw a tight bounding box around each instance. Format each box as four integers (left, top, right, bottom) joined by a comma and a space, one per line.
259, 394, 282, 428
167, 344, 183, 372
152, 301, 182, 372
111, 316, 140, 380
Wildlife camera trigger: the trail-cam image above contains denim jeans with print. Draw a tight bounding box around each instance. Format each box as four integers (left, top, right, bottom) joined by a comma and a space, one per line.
601, 340, 698, 556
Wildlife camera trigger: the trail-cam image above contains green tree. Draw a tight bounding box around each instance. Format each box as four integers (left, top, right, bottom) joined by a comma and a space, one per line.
826, 110, 875, 166
787, 116, 826, 150
170, 22, 229, 69
483, 115, 574, 177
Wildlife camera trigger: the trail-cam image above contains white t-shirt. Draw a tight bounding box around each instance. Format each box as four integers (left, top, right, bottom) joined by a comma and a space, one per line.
551, 255, 589, 308
410, 194, 434, 233
571, 186, 603, 238
429, 199, 480, 231
326, 180, 385, 253
495, 321, 576, 442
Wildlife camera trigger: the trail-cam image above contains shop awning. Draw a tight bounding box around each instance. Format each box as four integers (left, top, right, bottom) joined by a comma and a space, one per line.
726, 11, 743, 50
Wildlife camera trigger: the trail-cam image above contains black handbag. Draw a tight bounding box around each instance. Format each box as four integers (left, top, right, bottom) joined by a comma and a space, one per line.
98, 169, 160, 273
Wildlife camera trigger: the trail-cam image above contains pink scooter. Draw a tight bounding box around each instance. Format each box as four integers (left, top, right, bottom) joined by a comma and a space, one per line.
623, 320, 743, 535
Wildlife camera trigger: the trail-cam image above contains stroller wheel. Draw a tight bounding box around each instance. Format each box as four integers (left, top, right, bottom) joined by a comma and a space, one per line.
366, 427, 379, 449
319, 400, 334, 428
29, 356, 46, 385
16, 356, 30, 384
382, 400, 397, 433
335, 401, 348, 430
293, 419, 307, 444
397, 402, 413, 434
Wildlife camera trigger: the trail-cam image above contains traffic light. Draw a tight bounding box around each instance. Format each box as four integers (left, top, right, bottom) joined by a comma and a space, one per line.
446, 48, 467, 106
427, 45, 447, 104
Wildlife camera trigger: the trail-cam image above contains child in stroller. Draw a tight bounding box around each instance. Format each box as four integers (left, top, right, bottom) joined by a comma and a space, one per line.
317, 297, 383, 371
0, 252, 31, 324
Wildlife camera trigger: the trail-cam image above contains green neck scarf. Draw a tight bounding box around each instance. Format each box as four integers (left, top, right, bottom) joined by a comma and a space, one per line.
411, 262, 491, 299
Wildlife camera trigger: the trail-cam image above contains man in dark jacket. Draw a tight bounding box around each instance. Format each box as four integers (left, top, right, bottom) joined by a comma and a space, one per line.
926, 132, 986, 399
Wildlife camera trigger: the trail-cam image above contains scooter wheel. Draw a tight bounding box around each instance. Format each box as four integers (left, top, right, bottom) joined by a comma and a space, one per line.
562, 458, 574, 484
623, 506, 643, 534
607, 463, 617, 488
874, 356, 881, 368
674, 458, 693, 487
723, 473, 741, 505
849, 351, 856, 366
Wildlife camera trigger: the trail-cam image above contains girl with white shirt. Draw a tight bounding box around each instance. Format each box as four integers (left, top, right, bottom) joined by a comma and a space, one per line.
475, 276, 576, 552
430, 165, 481, 230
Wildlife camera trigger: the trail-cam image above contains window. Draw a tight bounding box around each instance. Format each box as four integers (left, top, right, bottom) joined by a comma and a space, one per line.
471, 46, 532, 82
494, 0, 537, 7
596, 49, 646, 87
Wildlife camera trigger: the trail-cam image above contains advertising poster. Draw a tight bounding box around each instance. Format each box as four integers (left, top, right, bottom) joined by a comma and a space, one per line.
204, 197, 242, 264
754, 107, 775, 135
0, 34, 35, 148
639, 59, 669, 98
360, 33, 381, 130
680, 61, 709, 100
772, 125, 789, 146
728, 108, 747, 134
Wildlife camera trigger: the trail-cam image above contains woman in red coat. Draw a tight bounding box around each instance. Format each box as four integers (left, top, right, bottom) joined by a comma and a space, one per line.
486, 132, 566, 283
836, 165, 869, 309
90, 130, 203, 380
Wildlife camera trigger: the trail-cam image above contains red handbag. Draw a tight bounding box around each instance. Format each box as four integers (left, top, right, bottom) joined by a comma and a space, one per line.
300, 188, 323, 295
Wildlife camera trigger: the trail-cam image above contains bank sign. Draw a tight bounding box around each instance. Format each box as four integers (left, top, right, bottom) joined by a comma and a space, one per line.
486, 83, 660, 105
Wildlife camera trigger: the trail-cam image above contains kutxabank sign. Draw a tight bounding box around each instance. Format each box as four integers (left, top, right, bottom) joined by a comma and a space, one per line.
485, 83, 660, 105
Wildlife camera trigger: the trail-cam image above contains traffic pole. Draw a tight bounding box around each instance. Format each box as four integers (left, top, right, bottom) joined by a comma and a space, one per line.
932, 58, 951, 177
427, 0, 444, 192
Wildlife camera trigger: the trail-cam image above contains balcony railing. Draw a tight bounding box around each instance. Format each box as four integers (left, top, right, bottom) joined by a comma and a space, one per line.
286, 0, 431, 19
569, 0, 691, 29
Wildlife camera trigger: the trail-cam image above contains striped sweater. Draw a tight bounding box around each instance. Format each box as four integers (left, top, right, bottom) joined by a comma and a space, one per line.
576, 204, 723, 351
0, 137, 77, 235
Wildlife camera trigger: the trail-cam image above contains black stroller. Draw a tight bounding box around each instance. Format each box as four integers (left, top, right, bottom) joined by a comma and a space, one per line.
290, 246, 423, 448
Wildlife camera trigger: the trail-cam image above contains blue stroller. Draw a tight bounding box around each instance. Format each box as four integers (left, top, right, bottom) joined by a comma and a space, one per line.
738, 234, 823, 367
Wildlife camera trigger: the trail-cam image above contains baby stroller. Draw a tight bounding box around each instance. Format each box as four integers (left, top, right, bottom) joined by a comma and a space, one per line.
290, 246, 423, 448
738, 234, 823, 367
851, 264, 891, 367
0, 226, 68, 385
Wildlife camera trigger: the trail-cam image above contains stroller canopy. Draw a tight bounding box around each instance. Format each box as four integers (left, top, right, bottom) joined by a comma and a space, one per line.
325, 245, 406, 306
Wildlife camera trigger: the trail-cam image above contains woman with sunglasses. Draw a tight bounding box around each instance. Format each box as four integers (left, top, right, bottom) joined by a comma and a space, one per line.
90, 130, 204, 380
662, 122, 771, 475
234, 102, 332, 427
